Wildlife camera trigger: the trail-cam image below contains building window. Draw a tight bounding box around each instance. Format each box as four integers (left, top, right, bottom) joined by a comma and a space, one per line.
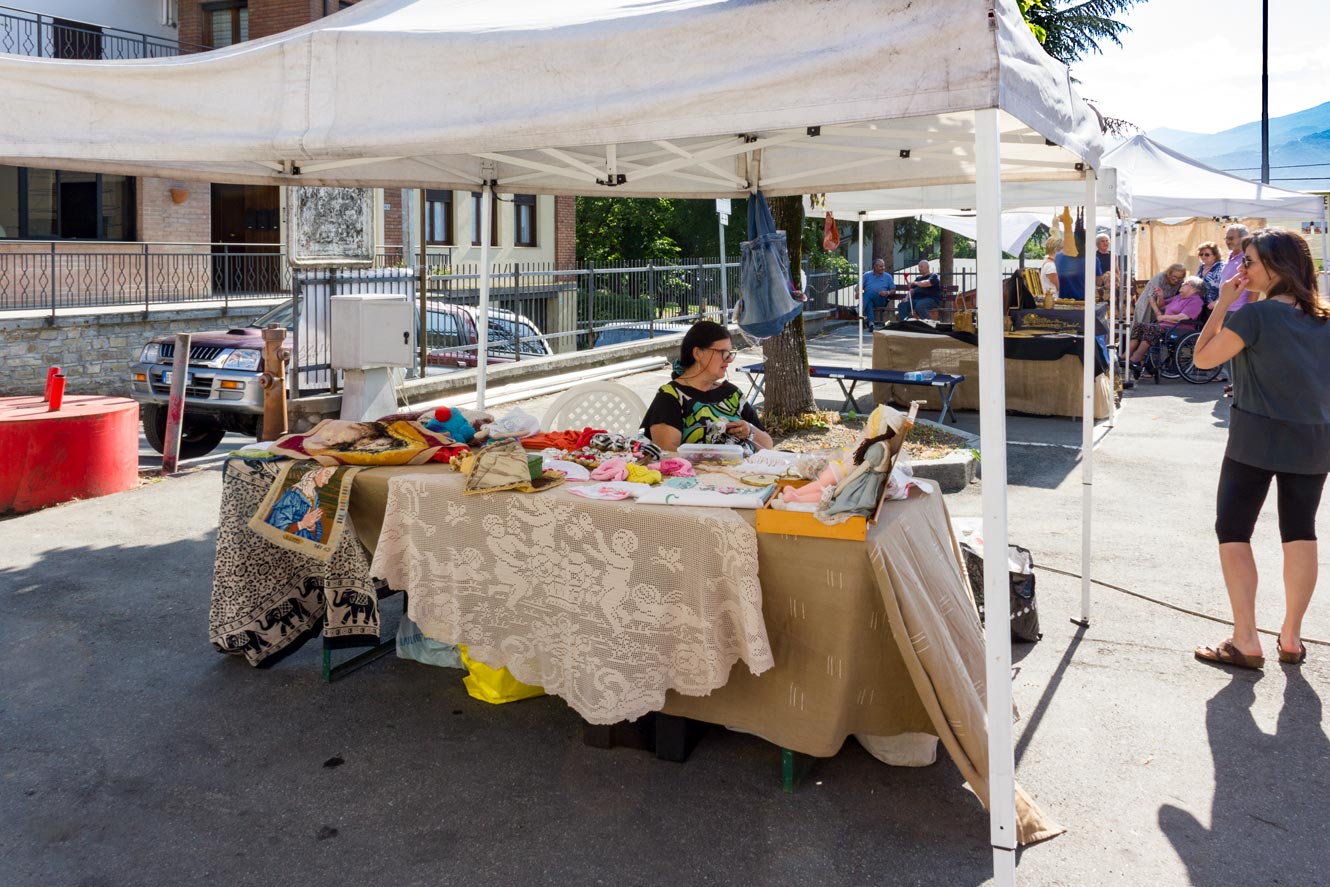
513, 194, 537, 247
425, 190, 453, 245
0, 166, 135, 240
471, 192, 499, 247
204, 1, 248, 49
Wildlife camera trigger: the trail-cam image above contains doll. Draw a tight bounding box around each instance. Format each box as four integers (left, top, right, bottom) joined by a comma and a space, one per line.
422, 406, 476, 444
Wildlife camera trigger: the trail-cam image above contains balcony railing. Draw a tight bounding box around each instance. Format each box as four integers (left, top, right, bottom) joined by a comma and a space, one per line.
0, 5, 208, 59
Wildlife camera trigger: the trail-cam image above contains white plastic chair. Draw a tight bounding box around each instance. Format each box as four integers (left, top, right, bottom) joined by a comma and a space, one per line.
541, 381, 647, 436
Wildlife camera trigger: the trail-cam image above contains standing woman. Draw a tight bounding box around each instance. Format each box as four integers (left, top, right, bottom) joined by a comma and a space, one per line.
1038, 236, 1061, 307
1192, 228, 1330, 668
1196, 241, 1225, 305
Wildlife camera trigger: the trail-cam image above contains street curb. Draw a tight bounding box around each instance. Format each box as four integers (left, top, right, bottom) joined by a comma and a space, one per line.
909, 416, 979, 493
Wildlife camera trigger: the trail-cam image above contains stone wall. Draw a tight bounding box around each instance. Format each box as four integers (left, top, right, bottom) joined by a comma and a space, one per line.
0, 304, 276, 397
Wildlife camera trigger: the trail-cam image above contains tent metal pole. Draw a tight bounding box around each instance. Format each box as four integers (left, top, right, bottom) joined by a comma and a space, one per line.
476, 182, 493, 410
1320, 198, 1329, 297
858, 214, 865, 370
1078, 173, 1097, 628
1106, 213, 1118, 427
975, 107, 1016, 887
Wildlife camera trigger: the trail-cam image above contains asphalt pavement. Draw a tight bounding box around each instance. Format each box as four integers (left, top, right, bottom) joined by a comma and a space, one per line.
2, 324, 1327, 886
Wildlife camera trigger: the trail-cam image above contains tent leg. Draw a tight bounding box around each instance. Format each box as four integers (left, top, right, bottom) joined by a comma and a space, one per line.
476, 180, 493, 410
975, 107, 1017, 886
857, 216, 865, 370
1077, 173, 1096, 629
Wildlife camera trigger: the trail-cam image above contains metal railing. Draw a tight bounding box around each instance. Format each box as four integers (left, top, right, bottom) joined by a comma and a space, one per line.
0, 5, 208, 59
0, 243, 430, 315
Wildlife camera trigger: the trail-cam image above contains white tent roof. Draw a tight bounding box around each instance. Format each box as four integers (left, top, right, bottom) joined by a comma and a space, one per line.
0, 0, 1103, 196
1103, 135, 1326, 221
811, 167, 1129, 219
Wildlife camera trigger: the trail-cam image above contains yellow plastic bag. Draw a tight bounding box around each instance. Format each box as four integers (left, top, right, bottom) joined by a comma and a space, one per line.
457, 645, 545, 704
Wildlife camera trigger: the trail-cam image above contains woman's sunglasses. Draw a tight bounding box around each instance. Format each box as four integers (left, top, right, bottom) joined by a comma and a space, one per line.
705, 347, 738, 361
1241, 257, 1257, 268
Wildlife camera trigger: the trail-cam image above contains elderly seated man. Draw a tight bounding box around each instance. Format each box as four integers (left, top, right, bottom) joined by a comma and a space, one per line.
898, 259, 942, 321
859, 258, 895, 329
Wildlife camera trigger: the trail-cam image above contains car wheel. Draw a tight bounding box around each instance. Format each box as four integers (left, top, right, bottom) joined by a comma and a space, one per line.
142, 403, 227, 459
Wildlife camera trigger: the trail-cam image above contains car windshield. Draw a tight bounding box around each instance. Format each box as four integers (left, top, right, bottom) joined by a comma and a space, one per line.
488, 317, 548, 355
252, 299, 297, 328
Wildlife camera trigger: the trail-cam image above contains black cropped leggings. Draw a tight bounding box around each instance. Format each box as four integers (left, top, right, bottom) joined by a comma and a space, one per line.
1215, 457, 1328, 544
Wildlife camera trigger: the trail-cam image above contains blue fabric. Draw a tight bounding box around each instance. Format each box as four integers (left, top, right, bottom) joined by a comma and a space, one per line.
862, 270, 895, 319
737, 191, 802, 339
1055, 252, 1086, 300
898, 295, 940, 321
265, 487, 321, 540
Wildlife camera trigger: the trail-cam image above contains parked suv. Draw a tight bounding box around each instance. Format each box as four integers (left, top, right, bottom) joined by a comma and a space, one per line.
129, 298, 552, 457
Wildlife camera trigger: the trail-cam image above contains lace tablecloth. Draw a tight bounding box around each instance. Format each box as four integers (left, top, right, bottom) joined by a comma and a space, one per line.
369, 472, 773, 724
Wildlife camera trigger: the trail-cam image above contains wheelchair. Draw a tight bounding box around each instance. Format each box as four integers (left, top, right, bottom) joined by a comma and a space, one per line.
1139, 307, 1223, 384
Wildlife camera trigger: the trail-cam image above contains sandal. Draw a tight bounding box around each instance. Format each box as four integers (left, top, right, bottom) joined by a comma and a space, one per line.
1277, 634, 1308, 665
1195, 640, 1264, 670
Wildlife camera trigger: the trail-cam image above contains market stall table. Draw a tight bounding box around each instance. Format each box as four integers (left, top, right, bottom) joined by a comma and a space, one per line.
209, 458, 1061, 844
871, 325, 1112, 420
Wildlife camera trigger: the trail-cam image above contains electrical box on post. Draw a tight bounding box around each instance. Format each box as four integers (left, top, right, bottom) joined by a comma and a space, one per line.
330, 293, 414, 369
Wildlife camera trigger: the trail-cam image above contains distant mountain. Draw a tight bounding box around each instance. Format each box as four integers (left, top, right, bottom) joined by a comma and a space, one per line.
1146, 102, 1330, 192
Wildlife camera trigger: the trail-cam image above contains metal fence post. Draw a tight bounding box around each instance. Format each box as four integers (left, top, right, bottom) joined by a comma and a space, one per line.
586, 262, 595, 348
142, 242, 150, 313
48, 241, 56, 323
513, 263, 521, 361
695, 259, 705, 320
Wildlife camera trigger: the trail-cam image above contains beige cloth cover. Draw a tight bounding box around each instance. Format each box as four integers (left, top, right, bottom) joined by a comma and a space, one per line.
351, 467, 1061, 845
367, 470, 774, 727
664, 483, 1063, 845
872, 330, 1110, 419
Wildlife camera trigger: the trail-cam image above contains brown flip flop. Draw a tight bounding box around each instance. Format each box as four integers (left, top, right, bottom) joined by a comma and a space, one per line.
1195, 640, 1264, 670
1277, 634, 1308, 665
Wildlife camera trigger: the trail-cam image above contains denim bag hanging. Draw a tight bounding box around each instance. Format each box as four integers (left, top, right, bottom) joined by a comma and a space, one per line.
737, 191, 802, 340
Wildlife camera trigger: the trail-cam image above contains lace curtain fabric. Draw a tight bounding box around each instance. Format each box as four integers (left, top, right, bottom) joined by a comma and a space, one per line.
370, 473, 773, 724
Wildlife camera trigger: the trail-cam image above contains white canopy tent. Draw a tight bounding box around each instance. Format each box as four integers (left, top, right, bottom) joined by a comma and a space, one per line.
1103, 134, 1330, 304
817, 169, 1131, 636
1103, 135, 1326, 222
0, 1, 1107, 878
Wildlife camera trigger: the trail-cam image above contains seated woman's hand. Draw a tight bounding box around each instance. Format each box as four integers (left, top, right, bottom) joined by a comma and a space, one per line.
725, 420, 751, 441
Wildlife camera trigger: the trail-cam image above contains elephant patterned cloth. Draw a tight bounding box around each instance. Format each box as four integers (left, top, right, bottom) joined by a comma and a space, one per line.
211, 459, 385, 666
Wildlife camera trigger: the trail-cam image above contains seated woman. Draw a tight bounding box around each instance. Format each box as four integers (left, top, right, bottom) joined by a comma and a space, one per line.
642, 320, 774, 454
1127, 274, 1206, 375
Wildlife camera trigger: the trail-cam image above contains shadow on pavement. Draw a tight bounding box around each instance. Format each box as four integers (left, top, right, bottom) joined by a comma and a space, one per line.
1, 536, 1000, 887
1158, 670, 1330, 885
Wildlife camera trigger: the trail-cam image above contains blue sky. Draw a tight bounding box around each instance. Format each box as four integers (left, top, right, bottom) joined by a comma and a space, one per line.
1069, 0, 1330, 134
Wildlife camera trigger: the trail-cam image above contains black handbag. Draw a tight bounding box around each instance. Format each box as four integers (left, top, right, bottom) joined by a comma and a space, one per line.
961, 542, 1042, 642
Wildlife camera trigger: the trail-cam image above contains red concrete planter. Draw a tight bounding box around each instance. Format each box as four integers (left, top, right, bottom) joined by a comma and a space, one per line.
0, 395, 140, 515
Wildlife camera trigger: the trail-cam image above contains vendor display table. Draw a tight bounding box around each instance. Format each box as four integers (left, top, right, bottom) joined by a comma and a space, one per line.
210, 459, 1061, 844
871, 327, 1111, 419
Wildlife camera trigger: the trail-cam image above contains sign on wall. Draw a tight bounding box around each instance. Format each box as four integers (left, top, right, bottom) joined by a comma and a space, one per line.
287, 187, 376, 267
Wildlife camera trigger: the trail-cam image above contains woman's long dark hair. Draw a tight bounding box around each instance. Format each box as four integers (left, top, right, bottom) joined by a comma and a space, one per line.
673, 320, 731, 378
1244, 228, 1330, 320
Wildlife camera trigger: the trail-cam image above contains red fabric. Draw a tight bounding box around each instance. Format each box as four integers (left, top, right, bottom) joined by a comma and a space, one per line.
822, 212, 840, 251
520, 427, 606, 451
429, 444, 471, 462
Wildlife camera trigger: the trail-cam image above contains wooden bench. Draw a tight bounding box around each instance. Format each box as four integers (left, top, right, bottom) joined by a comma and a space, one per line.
871, 284, 961, 324
740, 362, 964, 424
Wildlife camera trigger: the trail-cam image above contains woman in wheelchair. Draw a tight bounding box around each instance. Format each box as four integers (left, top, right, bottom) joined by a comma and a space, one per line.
1127, 275, 1205, 378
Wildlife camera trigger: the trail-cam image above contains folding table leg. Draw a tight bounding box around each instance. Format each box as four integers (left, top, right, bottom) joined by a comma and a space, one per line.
836, 379, 860, 415
937, 384, 958, 424
780, 747, 817, 793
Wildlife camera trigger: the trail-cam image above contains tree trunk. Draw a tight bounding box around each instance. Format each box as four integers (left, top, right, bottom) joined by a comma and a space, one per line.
759, 195, 817, 423
868, 219, 895, 267
940, 228, 955, 288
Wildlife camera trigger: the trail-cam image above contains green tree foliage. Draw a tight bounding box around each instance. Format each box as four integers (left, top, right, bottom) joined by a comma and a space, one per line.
575, 196, 748, 264
1021, 0, 1145, 67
